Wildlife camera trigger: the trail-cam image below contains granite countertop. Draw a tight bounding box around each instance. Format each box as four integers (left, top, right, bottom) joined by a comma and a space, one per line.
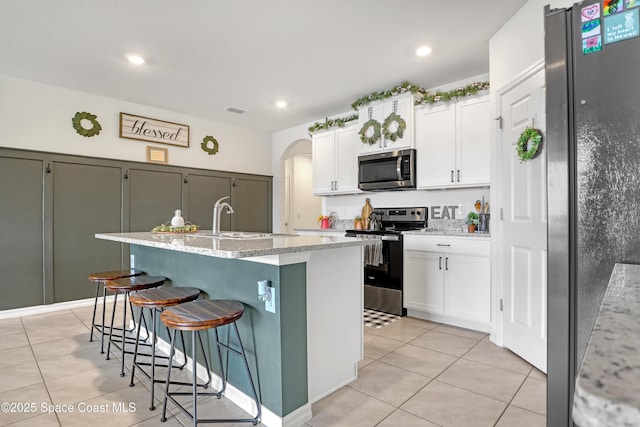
95, 231, 370, 259
403, 229, 491, 238
572, 263, 640, 427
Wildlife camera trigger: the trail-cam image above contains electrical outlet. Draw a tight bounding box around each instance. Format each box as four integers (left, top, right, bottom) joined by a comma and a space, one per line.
130, 254, 135, 269
458, 204, 464, 215
265, 288, 276, 313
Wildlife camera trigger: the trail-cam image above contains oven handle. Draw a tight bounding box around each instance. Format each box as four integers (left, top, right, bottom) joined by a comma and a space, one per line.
380, 235, 400, 241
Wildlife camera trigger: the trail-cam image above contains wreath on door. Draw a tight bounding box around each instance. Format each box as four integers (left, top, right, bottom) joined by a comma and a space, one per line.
382, 112, 406, 142
359, 119, 381, 145
72, 111, 102, 137
516, 127, 542, 161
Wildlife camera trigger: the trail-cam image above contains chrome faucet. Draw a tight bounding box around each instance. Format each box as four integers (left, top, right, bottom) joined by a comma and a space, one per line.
212, 196, 234, 234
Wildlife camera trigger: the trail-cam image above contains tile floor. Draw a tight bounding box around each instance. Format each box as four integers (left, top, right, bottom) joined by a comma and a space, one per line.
0, 305, 546, 427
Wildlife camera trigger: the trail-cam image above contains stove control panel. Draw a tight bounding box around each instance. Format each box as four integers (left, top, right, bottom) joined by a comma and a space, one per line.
382, 207, 427, 222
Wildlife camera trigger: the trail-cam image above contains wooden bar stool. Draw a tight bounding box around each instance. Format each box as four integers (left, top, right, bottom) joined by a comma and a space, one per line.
105, 275, 166, 376
87, 269, 144, 354
160, 299, 261, 426
128, 286, 204, 410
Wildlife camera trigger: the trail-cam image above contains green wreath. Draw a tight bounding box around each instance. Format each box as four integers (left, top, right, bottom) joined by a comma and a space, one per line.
359, 119, 382, 145
382, 112, 406, 142
516, 127, 543, 161
201, 135, 219, 155
72, 112, 101, 137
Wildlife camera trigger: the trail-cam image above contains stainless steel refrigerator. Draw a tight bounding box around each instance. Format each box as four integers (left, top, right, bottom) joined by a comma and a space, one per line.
545, 1, 640, 425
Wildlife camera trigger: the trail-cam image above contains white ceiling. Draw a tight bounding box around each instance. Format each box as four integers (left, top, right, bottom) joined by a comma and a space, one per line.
0, 0, 527, 132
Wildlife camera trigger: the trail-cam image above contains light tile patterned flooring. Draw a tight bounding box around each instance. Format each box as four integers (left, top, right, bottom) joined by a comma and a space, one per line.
0, 305, 546, 426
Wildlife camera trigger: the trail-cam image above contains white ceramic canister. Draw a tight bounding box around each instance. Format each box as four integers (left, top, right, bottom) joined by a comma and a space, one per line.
171, 209, 185, 227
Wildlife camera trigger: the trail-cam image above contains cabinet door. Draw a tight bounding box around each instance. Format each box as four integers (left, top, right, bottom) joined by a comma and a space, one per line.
0, 157, 45, 309
381, 96, 413, 150
312, 131, 336, 195
444, 254, 491, 324
185, 174, 232, 231
457, 97, 490, 186
129, 168, 183, 232
358, 103, 385, 154
415, 104, 456, 188
233, 177, 272, 232
52, 161, 123, 303
334, 125, 360, 194
404, 250, 444, 313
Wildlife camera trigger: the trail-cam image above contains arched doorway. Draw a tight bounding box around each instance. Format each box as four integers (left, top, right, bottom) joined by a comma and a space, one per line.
280, 139, 322, 234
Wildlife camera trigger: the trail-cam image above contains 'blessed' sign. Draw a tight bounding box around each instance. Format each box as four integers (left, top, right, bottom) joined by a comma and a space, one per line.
120, 113, 189, 147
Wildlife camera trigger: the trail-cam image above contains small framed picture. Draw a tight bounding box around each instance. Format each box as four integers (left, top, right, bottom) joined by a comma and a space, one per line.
146, 146, 168, 164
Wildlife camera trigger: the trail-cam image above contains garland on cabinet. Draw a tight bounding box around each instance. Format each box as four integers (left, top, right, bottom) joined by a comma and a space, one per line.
309, 81, 490, 138
307, 113, 359, 134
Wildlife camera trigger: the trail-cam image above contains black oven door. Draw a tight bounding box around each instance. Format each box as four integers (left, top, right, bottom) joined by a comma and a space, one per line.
364, 236, 403, 291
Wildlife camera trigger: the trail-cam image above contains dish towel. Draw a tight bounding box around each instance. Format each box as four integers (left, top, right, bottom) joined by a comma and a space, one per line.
362, 236, 383, 266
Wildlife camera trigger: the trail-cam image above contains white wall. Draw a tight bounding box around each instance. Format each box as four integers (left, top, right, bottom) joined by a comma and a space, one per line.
0, 74, 272, 175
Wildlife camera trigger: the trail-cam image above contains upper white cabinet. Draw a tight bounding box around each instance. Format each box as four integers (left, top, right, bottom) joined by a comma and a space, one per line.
415, 96, 490, 189
312, 124, 361, 195
358, 93, 416, 154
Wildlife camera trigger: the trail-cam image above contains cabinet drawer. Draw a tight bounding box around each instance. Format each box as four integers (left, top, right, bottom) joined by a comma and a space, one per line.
404, 235, 489, 256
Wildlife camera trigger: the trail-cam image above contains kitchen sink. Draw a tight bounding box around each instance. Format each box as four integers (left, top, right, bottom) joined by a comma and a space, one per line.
194, 232, 296, 239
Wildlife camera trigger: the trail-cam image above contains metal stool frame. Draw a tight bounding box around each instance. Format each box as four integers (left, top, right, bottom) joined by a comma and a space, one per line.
130, 304, 212, 410
88, 270, 143, 353
106, 278, 165, 376
160, 321, 261, 426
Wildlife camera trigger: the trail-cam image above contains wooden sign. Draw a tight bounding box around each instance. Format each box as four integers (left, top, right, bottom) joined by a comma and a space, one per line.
120, 113, 189, 147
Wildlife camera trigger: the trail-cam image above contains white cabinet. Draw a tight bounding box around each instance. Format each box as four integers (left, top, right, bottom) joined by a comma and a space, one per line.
312, 124, 360, 195
415, 96, 490, 189
404, 235, 491, 331
358, 93, 416, 154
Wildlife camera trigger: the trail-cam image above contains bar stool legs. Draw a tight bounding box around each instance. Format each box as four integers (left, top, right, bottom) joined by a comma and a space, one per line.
129, 306, 192, 410
160, 321, 261, 426
104, 276, 166, 376
87, 269, 143, 353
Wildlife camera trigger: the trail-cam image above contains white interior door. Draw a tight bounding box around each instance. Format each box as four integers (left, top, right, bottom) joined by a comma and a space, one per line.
499, 69, 547, 372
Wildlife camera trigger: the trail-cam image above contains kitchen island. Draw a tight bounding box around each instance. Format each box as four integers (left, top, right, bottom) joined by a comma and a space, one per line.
95, 231, 369, 427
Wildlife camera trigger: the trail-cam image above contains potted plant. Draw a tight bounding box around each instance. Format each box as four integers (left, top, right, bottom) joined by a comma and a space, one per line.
466, 212, 479, 233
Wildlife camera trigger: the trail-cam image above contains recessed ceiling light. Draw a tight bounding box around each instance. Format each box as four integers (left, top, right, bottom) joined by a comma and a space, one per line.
127, 55, 145, 65
275, 100, 287, 108
416, 46, 432, 57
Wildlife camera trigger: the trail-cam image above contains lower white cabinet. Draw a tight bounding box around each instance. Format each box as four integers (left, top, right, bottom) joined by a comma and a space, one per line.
404, 235, 491, 331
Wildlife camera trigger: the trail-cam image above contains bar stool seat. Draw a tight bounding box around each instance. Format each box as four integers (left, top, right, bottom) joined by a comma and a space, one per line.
105, 275, 166, 376
128, 287, 203, 410
160, 299, 261, 426
87, 269, 144, 353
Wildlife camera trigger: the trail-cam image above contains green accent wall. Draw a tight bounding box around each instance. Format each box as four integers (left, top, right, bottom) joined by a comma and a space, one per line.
130, 245, 308, 417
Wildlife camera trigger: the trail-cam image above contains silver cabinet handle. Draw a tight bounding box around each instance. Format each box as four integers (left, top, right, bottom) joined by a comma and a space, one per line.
450, 170, 454, 183
445, 257, 449, 271
436, 244, 451, 247
439, 256, 442, 270
334, 181, 337, 191
457, 170, 461, 182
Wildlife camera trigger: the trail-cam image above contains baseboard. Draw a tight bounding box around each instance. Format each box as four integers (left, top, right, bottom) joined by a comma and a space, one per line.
154, 333, 312, 427
0, 296, 116, 320
406, 309, 491, 333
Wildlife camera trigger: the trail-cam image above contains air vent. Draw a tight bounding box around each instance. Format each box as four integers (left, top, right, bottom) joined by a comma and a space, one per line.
225, 106, 247, 114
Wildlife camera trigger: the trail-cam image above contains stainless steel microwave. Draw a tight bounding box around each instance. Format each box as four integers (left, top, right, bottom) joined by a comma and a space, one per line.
358, 149, 416, 191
